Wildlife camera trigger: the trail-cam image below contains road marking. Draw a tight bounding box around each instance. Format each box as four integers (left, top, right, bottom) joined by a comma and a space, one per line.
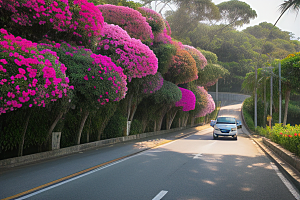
193, 153, 203, 159
13, 155, 139, 200
270, 162, 300, 200
152, 190, 168, 200
4, 130, 201, 200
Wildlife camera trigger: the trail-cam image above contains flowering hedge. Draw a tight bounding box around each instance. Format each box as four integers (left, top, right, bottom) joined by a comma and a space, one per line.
258, 124, 300, 156
0, 0, 104, 46
164, 49, 198, 85
151, 80, 181, 104
96, 23, 158, 82
97, 4, 153, 44
183, 45, 207, 70
0, 29, 72, 114
197, 63, 229, 87
140, 72, 163, 94
137, 7, 165, 34
46, 42, 127, 106
194, 86, 215, 117
164, 20, 172, 36
154, 29, 173, 44
175, 87, 196, 111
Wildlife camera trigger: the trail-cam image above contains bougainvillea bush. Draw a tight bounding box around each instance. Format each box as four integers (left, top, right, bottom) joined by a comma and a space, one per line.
175, 87, 196, 111
164, 49, 198, 85
195, 86, 215, 117
154, 29, 173, 44
47, 41, 127, 106
96, 23, 158, 82
140, 72, 163, 94
0, 29, 72, 114
98, 4, 153, 44
0, 0, 104, 46
183, 45, 207, 71
137, 7, 165, 34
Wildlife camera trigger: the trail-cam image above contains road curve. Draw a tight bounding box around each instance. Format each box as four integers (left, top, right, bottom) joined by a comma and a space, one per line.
0, 99, 299, 200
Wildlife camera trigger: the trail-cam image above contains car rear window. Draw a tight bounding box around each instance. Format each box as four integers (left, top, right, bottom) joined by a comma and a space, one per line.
216, 117, 236, 124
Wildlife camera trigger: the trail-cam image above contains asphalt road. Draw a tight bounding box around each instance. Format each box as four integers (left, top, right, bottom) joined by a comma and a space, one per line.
0, 100, 299, 200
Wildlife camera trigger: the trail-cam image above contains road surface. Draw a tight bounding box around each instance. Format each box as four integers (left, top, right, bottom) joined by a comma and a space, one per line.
0, 100, 299, 200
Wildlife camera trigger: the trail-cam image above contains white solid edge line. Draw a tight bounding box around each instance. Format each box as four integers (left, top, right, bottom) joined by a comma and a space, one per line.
15, 154, 140, 200
152, 190, 168, 200
270, 162, 300, 200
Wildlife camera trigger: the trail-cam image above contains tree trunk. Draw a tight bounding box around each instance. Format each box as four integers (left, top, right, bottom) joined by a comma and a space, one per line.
183, 113, 189, 127
155, 106, 169, 131
166, 107, 179, 130
127, 94, 133, 121
47, 111, 64, 150
77, 110, 89, 145
283, 90, 291, 126
86, 116, 92, 143
141, 114, 148, 133
18, 110, 31, 157
190, 115, 195, 126
97, 119, 108, 141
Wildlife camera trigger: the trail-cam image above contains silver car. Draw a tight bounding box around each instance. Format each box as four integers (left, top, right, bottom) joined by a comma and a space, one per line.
210, 117, 242, 140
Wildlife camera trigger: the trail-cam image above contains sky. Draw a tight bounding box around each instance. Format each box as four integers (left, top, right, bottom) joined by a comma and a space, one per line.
135, 0, 300, 40
212, 0, 300, 40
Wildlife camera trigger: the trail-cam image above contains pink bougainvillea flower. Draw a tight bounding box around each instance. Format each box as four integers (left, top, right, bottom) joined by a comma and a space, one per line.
98, 4, 153, 43
0, 29, 72, 114
97, 23, 158, 82
175, 87, 196, 111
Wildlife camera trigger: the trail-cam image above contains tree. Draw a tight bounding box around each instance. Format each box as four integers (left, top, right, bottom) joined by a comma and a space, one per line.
164, 48, 198, 85
277, 0, 300, 25
197, 63, 229, 88
166, 0, 220, 41
96, 23, 158, 129
0, 29, 72, 155
53, 42, 128, 144
275, 52, 300, 125
150, 80, 182, 131
165, 87, 195, 129
140, 0, 173, 14
216, 0, 257, 28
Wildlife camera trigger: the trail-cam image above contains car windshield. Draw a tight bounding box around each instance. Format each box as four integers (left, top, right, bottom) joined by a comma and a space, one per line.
216, 117, 236, 124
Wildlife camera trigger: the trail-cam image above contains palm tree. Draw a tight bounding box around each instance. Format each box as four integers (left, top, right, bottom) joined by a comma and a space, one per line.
276, 0, 300, 25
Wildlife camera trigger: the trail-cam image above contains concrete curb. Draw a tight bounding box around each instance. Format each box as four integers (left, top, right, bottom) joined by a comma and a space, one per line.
240, 101, 300, 191
0, 125, 197, 169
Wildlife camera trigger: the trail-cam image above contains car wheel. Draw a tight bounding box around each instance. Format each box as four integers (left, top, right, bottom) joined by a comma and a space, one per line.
213, 135, 218, 140
233, 135, 237, 140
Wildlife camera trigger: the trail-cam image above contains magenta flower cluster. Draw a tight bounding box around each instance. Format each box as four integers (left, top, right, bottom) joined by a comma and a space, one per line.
97, 4, 153, 43
89, 53, 128, 104
164, 20, 172, 36
195, 86, 215, 117
72, 0, 104, 39
97, 23, 158, 82
154, 29, 172, 44
1, 0, 104, 44
175, 87, 196, 112
183, 45, 207, 70
1, 0, 72, 29
141, 73, 164, 94
52, 42, 128, 105
137, 7, 165, 34
0, 29, 72, 114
